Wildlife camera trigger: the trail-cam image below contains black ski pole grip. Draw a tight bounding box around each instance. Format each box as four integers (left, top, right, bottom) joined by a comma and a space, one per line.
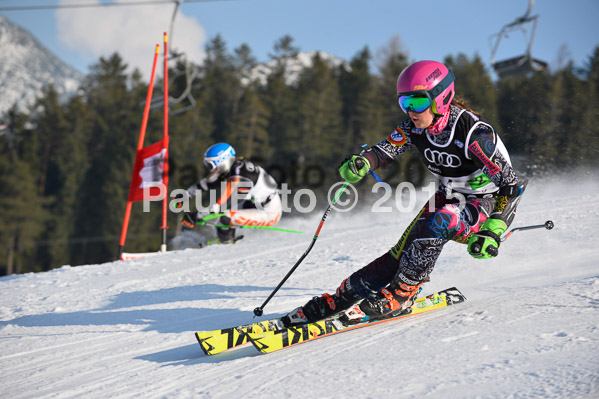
501, 220, 555, 241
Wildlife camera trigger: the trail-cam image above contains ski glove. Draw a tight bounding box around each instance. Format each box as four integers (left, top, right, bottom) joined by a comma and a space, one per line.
339, 155, 371, 183
468, 219, 507, 259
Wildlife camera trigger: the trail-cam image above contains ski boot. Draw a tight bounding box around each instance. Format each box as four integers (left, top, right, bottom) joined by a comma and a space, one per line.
281, 293, 339, 327
216, 217, 243, 244
359, 277, 424, 320
281, 278, 361, 327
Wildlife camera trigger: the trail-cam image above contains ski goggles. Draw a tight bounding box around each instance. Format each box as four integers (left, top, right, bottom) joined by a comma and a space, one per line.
397, 93, 433, 114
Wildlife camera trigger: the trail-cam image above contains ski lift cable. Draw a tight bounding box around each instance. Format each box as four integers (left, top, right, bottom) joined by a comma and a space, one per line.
0, 0, 233, 12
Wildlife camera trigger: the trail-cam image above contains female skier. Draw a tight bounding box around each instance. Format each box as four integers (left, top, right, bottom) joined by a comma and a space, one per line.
284, 60, 526, 326
180, 143, 282, 244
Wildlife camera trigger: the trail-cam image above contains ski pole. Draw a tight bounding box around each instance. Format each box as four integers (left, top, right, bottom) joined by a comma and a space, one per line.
253, 182, 349, 317
360, 144, 388, 188
198, 212, 226, 222
501, 220, 554, 242
196, 220, 304, 234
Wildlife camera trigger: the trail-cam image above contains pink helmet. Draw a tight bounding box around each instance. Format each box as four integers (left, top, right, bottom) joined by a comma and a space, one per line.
396, 60, 455, 116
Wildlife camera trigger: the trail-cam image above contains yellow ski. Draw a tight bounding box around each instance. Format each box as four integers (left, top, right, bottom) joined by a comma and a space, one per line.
249, 287, 465, 354
195, 319, 281, 355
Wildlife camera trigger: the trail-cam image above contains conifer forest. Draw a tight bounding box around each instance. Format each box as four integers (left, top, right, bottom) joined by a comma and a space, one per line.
1, 34, 598, 275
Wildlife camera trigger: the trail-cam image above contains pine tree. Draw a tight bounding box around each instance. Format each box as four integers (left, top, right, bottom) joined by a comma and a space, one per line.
497, 73, 554, 170
167, 54, 214, 190
203, 35, 241, 143
168, 103, 213, 189
338, 47, 385, 155
0, 108, 48, 275
374, 36, 410, 129
33, 85, 69, 197
262, 36, 301, 181
225, 44, 271, 160
269, 35, 300, 73
29, 85, 89, 269
48, 95, 92, 267
226, 86, 271, 160
578, 46, 599, 166
372, 37, 424, 186
233, 43, 258, 89
549, 63, 585, 166
444, 54, 499, 126
295, 53, 343, 175
71, 53, 162, 264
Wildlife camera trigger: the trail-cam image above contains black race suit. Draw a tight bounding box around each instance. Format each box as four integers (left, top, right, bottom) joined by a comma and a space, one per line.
302, 105, 523, 321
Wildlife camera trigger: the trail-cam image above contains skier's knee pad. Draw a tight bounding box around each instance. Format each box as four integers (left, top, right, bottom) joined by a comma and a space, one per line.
424, 207, 460, 240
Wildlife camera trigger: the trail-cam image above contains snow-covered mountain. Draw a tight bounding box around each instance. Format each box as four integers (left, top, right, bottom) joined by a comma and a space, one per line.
243, 50, 350, 86
0, 14, 345, 117
1, 171, 598, 398
0, 15, 83, 115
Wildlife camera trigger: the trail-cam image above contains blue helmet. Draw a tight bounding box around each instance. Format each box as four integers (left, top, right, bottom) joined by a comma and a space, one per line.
204, 143, 236, 175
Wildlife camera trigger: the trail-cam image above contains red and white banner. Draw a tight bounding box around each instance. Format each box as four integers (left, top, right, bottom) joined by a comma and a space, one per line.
128, 138, 169, 202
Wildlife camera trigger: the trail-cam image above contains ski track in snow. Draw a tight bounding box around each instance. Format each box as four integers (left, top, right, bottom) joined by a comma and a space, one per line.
1, 173, 598, 398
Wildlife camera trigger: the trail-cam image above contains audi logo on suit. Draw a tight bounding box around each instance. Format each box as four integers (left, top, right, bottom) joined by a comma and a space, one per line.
424, 148, 462, 168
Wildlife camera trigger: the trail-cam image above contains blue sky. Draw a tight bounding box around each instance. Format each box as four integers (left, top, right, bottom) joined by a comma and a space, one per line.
1, 0, 598, 79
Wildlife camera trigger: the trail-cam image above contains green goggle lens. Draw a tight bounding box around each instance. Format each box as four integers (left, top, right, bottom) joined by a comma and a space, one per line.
398, 95, 432, 114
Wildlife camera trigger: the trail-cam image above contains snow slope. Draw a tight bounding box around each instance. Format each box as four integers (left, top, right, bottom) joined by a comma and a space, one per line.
1, 172, 598, 399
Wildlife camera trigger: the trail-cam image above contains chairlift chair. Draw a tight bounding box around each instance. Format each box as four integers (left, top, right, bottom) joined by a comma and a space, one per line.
489, 0, 547, 79
147, 0, 200, 115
